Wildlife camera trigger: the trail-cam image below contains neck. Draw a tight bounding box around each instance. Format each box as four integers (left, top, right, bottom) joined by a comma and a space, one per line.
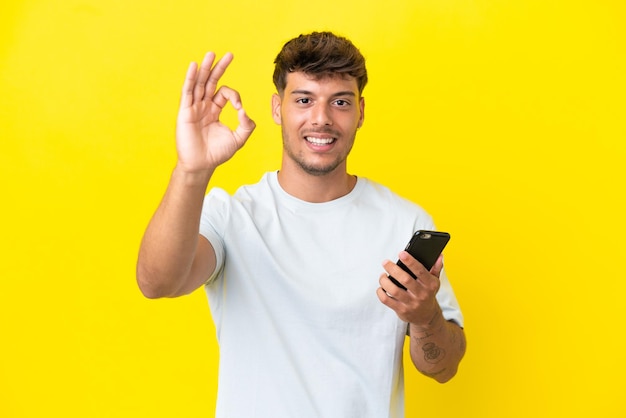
277, 164, 357, 203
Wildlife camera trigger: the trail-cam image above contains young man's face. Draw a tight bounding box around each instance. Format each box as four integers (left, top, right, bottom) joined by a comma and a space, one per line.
272, 71, 365, 177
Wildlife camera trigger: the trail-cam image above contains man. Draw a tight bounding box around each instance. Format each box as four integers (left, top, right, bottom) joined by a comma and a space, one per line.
137, 31, 466, 418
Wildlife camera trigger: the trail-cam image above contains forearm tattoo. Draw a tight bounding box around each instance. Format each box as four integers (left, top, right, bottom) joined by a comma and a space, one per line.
422, 342, 445, 364
412, 322, 465, 379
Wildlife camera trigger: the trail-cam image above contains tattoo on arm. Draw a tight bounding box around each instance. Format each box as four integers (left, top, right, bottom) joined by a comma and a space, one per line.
412, 330, 434, 341
422, 342, 446, 364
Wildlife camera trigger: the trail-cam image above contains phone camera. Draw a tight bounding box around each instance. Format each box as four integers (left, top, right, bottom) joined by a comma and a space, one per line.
420, 233, 432, 239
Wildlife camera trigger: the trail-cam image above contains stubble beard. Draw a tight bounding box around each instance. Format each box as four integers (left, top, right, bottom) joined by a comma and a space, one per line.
282, 128, 355, 177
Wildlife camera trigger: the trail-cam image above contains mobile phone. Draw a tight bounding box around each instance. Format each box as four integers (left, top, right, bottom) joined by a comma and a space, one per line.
390, 230, 450, 290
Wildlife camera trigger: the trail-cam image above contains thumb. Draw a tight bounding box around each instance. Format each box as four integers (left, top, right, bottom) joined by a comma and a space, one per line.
233, 108, 256, 145
430, 254, 444, 278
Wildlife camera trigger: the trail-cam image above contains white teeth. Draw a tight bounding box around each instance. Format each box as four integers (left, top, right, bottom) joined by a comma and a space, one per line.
306, 136, 334, 145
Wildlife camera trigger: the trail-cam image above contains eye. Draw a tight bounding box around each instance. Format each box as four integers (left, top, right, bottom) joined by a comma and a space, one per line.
334, 99, 350, 107
296, 98, 311, 104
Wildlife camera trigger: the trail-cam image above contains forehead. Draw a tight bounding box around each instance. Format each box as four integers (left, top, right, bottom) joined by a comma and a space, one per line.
284, 71, 359, 96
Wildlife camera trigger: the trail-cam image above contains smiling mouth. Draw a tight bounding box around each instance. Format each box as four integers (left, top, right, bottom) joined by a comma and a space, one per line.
305, 136, 336, 145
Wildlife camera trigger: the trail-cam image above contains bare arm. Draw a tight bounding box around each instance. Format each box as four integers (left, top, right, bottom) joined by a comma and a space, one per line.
136, 167, 216, 298
407, 306, 466, 382
377, 252, 466, 383
136, 52, 255, 298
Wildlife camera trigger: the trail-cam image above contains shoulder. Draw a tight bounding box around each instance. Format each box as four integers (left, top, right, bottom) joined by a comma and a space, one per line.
233, 172, 275, 200
203, 172, 280, 224
205, 172, 275, 203
360, 177, 428, 211
357, 177, 435, 229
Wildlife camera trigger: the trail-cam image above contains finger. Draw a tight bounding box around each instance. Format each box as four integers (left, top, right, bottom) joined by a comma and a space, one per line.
382, 259, 413, 291
233, 108, 256, 145
398, 251, 441, 296
212, 85, 242, 110
180, 61, 199, 108
379, 272, 393, 294
205, 52, 234, 99
379, 270, 409, 301
377, 286, 399, 305
398, 250, 430, 282
376, 285, 411, 314
194, 52, 217, 101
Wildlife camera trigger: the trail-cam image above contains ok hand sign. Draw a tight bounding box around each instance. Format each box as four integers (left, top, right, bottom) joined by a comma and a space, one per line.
175, 52, 256, 175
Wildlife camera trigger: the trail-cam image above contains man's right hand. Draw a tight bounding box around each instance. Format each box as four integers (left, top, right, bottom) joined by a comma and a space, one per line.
136, 52, 255, 299
175, 52, 256, 177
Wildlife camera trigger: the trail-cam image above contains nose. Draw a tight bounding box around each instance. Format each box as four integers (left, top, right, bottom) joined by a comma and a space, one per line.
310, 104, 333, 126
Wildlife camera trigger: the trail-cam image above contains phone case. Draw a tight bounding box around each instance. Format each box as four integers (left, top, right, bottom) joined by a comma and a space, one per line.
391, 230, 450, 290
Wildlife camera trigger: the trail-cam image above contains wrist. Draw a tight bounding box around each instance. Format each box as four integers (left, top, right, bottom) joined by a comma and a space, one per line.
409, 305, 445, 338
172, 163, 215, 188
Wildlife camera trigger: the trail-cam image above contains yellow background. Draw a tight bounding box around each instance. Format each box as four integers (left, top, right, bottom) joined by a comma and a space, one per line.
1, 0, 624, 416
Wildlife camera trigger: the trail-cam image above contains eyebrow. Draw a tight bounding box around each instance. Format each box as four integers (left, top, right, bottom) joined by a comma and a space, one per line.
290, 89, 357, 98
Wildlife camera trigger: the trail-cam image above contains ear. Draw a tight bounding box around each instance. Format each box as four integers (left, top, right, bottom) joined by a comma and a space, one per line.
271, 93, 282, 125
357, 96, 365, 129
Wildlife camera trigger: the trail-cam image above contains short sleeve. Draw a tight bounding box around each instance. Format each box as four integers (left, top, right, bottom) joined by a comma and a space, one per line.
199, 188, 231, 285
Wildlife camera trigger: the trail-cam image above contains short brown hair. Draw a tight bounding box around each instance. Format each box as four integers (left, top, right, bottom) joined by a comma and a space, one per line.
273, 31, 368, 95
